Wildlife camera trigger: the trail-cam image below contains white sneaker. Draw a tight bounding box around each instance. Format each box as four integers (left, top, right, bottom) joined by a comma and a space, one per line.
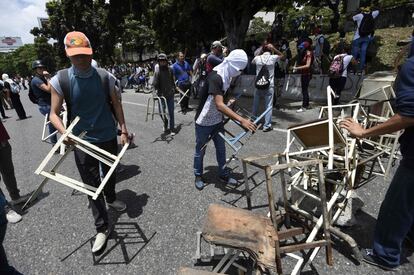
92, 231, 109, 253
107, 200, 127, 212
6, 209, 22, 224
296, 108, 304, 113
169, 129, 176, 136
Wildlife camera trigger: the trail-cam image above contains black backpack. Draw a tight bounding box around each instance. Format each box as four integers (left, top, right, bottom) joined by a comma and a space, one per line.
28, 77, 39, 104
319, 36, 331, 55
359, 12, 375, 37
255, 56, 271, 89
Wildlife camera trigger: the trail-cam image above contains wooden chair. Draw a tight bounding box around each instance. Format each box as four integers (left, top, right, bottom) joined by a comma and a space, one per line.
202, 156, 332, 275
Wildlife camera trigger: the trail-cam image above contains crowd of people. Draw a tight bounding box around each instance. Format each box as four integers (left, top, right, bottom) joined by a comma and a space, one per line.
2, 5, 414, 273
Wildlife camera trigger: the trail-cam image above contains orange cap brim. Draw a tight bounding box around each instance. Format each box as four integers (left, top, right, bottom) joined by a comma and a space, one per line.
65, 47, 93, 57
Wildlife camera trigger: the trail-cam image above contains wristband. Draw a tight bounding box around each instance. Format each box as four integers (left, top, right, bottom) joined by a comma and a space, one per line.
121, 132, 128, 135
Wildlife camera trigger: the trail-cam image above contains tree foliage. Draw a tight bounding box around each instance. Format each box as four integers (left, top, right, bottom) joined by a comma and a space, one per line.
0, 44, 37, 77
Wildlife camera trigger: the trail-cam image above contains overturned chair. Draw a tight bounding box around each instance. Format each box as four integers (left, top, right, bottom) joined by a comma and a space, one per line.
23, 116, 129, 209
145, 91, 169, 125
199, 156, 333, 275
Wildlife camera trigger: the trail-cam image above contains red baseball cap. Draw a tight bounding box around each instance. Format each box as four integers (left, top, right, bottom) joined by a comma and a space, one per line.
64, 31, 93, 57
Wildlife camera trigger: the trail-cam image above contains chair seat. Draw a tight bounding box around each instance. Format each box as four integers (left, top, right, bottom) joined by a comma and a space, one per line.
177, 267, 220, 275
202, 204, 278, 270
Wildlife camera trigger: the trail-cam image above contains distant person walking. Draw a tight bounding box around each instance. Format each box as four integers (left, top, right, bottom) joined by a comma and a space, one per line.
172, 52, 192, 114
2, 74, 28, 120
30, 60, 57, 144
352, 7, 379, 72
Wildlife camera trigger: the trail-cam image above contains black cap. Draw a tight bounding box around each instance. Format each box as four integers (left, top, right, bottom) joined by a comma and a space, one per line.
32, 60, 46, 69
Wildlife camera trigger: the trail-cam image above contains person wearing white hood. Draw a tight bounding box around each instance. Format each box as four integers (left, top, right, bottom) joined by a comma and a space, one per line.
193, 49, 257, 190
2, 74, 28, 120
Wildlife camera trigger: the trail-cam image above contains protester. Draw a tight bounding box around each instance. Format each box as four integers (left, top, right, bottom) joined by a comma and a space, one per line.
30, 60, 57, 144
193, 49, 257, 190
293, 41, 313, 112
334, 31, 348, 55
0, 120, 31, 223
153, 53, 176, 135
206, 41, 226, 73
49, 31, 129, 254
251, 43, 284, 132
328, 45, 357, 105
2, 74, 28, 120
352, 7, 379, 72
192, 53, 208, 99
340, 55, 414, 271
313, 26, 329, 74
172, 52, 192, 114
0, 81, 10, 119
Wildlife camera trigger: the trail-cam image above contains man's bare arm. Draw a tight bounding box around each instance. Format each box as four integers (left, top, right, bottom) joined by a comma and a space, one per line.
340, 113, 414, 138
49, 86, 66, 134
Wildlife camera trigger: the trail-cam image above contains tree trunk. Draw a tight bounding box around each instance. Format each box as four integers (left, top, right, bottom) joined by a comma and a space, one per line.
220, 7, 252, 50
326, 0, 340, 33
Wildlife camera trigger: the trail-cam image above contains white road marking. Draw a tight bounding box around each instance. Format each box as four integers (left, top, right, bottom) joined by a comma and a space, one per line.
272, 128, 287, 133
122, 101, 148, 107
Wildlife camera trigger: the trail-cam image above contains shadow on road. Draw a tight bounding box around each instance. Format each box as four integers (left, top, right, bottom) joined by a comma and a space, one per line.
116, 164, 141, 184
59, 191, 154, 265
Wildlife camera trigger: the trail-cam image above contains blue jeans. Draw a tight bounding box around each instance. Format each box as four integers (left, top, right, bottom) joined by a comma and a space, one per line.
158, 96, 175, 130
252, 87, 273, 128
194, 123, 228, 178
373, 164, 414, 267
39, 104, 57, 144
352, 36, 370, 71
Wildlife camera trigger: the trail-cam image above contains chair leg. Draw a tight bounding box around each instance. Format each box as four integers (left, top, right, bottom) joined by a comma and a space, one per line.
317, 162, 333, 266
242, 161, 252, 210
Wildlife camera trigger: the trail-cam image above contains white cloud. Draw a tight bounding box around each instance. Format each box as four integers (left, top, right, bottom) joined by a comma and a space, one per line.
0, 0, 49, 44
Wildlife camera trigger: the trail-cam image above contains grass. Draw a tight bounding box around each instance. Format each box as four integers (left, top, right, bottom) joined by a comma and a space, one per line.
289, 26, 413, 73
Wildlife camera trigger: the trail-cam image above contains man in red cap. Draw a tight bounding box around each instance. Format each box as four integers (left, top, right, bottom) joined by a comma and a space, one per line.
49, 31, 130, 254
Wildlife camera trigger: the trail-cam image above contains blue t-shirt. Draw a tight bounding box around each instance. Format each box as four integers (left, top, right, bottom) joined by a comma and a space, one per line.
395, 56, 414, 167
31, 76, 51, 106
172, 61, 191, 84
50, 67, 117, 143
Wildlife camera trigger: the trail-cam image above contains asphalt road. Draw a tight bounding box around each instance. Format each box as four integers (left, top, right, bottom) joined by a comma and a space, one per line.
2, 88, 413, 275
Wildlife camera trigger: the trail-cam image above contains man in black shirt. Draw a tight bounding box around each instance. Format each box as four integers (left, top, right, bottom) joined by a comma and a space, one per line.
30, 60, 57, 144
341, 56, 414, 270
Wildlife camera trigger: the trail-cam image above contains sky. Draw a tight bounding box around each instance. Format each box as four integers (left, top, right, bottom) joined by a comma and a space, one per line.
0, 0, 49, 44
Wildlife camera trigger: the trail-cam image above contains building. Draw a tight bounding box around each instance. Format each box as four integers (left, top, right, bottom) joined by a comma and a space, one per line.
0, 36, 23, 53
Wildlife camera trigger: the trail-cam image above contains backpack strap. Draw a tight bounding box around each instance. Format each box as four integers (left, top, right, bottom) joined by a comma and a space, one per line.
58, 69, 71, 123
96, 68, 110, 100
95, 68, 116, 118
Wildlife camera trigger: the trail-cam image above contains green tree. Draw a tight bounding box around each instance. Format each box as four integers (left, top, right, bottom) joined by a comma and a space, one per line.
200, 0, 276, 50
0, 44, 37, 76
34, 36, 57, 72
121, 14, 157, 61
149, 0, 224, 54
32, 0, 117, 67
